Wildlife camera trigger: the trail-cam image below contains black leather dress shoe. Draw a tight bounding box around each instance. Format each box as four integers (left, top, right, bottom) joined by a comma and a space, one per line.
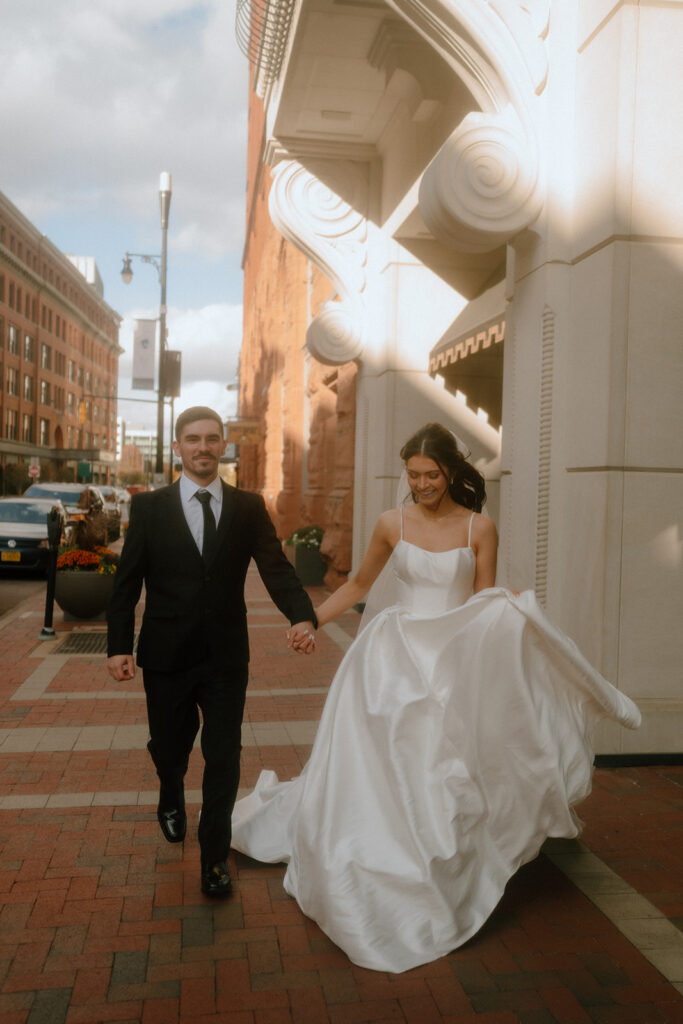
201, 861, 233, 897
157, 807, 186, 843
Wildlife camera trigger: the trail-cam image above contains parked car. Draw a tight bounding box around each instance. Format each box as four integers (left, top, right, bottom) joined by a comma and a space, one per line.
23, 482, 120, 543
0, 497, 71, 573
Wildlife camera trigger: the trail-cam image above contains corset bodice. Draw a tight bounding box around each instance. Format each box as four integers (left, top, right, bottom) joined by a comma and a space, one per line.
393, 539, 476, 616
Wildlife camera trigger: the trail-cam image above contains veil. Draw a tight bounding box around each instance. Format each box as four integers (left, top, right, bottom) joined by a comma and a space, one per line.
358, 431, 470, 633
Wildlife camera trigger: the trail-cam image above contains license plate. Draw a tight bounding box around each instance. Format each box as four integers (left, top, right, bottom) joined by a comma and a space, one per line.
1, 551, 21, 562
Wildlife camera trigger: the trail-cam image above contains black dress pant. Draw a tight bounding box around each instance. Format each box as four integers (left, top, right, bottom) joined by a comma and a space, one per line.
143, 658, 249, 868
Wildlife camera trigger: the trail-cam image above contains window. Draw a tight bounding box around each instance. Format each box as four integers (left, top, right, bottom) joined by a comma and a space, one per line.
23, 335, 35, 362
67, 392, 75, 413
68, 359, 76, 383
39, 418, 50, 446
0, 316, 4, 348
85, 371, 92, 392
8, 324, 18, 355
7, 366, 18, 396
93, 405, 99, 424
40, 380, 50, 405
22, 413, 33, 443
77, 366, 83, 387
23, 374, 33, 401
40, 342, 52, 370
6, 409, 18, 440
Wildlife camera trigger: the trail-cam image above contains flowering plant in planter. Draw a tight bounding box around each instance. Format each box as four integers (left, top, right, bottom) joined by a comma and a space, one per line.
56, 546, 119, 575
285, 526, 324, 549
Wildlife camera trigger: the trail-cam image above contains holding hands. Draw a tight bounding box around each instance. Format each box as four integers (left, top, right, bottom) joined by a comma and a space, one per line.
287, 621, 317, 655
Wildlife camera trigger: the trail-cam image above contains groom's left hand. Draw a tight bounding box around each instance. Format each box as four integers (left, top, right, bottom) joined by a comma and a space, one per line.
287, 621, 317, 655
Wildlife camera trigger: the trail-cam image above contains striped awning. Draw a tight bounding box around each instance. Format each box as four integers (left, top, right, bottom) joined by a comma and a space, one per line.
429, 281, 505, 376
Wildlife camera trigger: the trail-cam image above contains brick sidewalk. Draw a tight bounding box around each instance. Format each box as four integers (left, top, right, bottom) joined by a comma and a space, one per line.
0, 570, 681, 1023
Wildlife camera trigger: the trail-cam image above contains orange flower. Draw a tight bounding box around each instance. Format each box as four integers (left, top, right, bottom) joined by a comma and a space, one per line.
57, 547, 119, 574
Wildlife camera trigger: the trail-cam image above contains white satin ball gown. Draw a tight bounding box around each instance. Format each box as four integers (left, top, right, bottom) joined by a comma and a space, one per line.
232, 513, 641, 973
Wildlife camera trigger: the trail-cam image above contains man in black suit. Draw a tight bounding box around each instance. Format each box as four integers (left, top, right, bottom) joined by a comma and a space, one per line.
107, 406, 317, 896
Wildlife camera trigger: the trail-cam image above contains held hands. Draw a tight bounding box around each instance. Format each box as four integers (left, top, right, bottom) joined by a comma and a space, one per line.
107, 655, 136, 681
287, 621, 317, 655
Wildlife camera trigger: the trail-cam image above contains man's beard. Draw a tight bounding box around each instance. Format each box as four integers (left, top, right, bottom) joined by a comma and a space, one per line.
192, 456, 216, 478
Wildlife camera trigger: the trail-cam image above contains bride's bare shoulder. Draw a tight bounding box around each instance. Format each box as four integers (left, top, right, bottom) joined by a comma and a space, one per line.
471, 512, 498, 541
375, 508, 401, 546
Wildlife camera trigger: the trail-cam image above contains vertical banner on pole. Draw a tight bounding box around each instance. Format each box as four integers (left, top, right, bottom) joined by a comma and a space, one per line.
132, 319, 157, 390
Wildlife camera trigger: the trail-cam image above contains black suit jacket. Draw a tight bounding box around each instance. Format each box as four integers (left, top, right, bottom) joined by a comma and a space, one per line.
107, 480, 316, 672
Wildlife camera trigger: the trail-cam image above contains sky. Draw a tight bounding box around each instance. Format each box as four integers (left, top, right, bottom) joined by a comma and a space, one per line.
0, 0, 248, 430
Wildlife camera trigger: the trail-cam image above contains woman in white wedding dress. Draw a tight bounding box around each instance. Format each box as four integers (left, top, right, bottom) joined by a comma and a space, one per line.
232, 423, 640, 973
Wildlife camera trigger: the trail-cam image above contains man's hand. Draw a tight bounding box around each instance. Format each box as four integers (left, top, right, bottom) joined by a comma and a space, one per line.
107, 655, 136, 681
286, 621, 317, 655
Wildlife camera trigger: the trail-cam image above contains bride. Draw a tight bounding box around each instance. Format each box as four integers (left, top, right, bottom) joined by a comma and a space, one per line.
231, 423, 640, 973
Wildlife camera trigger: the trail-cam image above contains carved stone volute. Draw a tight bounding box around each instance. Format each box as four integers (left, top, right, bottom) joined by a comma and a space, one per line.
268, 159, 369, 365
419, 105, 542, 253
383, 0, 549, 252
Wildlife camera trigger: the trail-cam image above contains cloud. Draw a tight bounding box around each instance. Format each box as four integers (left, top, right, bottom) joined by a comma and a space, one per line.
117, 302, 242, 428
0, 0, 248, 262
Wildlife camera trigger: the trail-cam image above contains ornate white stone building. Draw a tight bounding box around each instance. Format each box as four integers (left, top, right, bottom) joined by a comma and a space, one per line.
236, 0, 682, 755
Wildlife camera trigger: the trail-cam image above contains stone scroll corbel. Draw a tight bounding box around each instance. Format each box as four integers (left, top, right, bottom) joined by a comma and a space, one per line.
268, 159, 369, 366
419, 104, 543, 253
382, 0, 549, 253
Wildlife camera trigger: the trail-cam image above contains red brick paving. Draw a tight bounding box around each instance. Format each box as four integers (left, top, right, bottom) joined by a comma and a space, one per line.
0, 574, 682, 1022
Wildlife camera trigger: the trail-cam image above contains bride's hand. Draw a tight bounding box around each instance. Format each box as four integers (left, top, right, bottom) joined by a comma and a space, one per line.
287, 623, 317, 655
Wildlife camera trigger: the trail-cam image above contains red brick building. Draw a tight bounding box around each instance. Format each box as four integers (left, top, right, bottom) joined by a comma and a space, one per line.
238, 88, 356, 588
0, 190, 121, 494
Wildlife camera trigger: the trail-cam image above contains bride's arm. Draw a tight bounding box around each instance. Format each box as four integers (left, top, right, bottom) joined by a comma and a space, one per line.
472, 514, 498, 593
314, 512, 396, 628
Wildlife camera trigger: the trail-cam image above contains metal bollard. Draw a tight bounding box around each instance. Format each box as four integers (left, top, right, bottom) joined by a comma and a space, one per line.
40, 507, 63, 639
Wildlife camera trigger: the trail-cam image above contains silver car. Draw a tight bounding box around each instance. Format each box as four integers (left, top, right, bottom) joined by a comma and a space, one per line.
0, 497, 71, 573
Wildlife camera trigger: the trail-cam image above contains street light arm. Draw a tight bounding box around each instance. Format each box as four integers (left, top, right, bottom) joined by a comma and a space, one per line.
121, 252, 162, 284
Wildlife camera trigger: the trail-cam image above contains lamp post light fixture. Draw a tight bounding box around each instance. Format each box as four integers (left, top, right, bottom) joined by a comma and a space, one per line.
120, 171, 173, 482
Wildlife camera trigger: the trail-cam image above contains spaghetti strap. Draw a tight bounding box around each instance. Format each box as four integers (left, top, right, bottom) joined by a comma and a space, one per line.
467, 511, 475, 548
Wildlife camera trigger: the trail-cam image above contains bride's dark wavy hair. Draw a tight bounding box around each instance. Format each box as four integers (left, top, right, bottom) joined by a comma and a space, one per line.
400, 423, 486, 512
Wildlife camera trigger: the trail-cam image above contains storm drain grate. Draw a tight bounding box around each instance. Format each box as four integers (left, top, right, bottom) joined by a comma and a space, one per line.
53, 632, 139, 655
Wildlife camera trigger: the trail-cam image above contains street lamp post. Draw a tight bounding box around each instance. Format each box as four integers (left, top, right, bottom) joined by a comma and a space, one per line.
121, 172, 172, 483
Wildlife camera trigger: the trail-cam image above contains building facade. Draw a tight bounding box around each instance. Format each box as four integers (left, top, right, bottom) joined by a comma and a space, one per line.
237, 0, 683, 754
238, 80, 357, 587
0, 190, 121, 492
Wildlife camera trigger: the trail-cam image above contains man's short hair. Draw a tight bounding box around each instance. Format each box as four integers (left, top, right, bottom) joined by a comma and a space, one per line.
175, 406, 224, 440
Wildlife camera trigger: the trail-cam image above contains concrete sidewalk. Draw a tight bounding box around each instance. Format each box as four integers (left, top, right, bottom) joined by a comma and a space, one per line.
0, 569, 681, 1023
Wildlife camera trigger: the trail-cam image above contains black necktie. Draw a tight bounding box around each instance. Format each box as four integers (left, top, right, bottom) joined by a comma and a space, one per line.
196, 490, 217, 562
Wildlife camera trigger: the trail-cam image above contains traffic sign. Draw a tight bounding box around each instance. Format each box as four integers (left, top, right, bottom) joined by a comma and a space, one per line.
28, 464, 40, 478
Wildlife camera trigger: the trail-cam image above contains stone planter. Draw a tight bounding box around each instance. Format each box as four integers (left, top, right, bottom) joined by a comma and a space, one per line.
54, 572, 116, 621
291, 545, 326, 586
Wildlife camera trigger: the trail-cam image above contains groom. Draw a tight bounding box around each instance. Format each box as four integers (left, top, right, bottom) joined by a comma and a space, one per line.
107, 406, 317, 896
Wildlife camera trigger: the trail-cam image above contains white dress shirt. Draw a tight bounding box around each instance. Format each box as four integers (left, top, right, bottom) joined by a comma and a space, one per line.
178, 473, 222, 554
